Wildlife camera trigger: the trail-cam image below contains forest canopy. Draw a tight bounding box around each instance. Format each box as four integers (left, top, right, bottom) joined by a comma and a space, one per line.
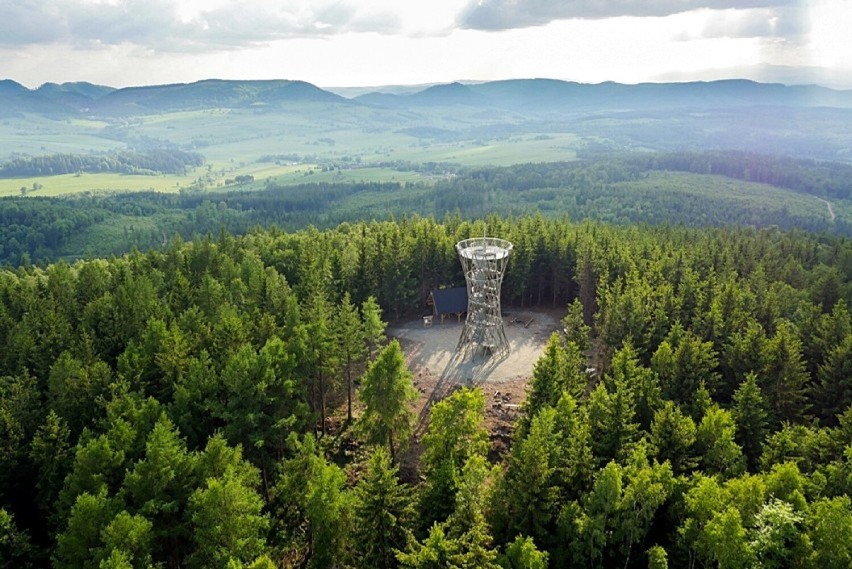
1, 215, 850, 567
0, 149, 204, 178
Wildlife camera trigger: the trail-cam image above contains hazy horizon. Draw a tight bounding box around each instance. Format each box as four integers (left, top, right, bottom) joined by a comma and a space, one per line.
5, 71, 852, 95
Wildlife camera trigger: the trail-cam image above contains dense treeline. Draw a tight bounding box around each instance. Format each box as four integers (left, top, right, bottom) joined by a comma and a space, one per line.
0, 216, 850, 567
3, 151, 851, 266
0, 200, 108, 263
0, 149, 204, 177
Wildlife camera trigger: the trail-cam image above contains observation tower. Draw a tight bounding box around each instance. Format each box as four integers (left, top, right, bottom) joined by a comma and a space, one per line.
455, 237, 514, 359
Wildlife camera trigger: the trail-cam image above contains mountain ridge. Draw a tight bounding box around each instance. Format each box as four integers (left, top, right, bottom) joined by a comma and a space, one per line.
2, 77, 852, 118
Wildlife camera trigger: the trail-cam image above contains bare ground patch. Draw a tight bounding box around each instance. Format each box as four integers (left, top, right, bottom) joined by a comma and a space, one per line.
389, 308, 563, 470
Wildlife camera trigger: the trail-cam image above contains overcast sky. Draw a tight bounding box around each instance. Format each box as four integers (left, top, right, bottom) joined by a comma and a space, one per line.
1, 0, 850, 90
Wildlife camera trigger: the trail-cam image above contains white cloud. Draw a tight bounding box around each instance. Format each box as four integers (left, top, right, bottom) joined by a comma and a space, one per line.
0, 0, 411, 51
0, 0, 848, 89
457, 0, 800, 30
0, 0, 482, 55
669, 7, 804, 41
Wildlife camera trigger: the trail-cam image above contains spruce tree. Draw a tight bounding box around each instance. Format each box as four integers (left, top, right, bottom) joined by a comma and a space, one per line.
335, 292, 364, 423
732, 373, 770, 471
353, 447, 414, 569
358, 340, 417, 461
816, 334, 852, 424
761, 321, 810, 424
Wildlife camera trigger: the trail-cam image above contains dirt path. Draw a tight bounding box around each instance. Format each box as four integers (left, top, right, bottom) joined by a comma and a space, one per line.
818, 197, 836, 222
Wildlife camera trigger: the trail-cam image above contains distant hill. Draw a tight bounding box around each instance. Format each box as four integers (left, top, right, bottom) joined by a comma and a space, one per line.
0, 78, 351, 117
92, 79, 350, 115
356, 78, 852, 113
0, 79, 71, 117
2, 77, 852, 118
35, 82, 116, 112
325, 83, 442, 98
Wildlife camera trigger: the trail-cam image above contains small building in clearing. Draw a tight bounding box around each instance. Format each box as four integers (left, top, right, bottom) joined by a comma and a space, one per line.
429, 287, 468, 323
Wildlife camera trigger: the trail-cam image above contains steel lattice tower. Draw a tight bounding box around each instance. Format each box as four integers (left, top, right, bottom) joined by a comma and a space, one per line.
455, 237, 514, 359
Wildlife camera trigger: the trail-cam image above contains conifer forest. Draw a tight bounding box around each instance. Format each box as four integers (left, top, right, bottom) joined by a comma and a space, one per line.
1, 214, 851, 568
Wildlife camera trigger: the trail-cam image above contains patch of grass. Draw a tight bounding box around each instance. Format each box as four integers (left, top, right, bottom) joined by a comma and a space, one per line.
0, 172, 197, 196
267, 167, 424, 186
0, 114, 123, 161
56, 212, 186, 260
606, 171, 840, 227
383, 133, 581, 165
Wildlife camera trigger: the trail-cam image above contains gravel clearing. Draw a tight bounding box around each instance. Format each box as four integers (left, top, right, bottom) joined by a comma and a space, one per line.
390, 309, 561, 384
389, 308, 563, 461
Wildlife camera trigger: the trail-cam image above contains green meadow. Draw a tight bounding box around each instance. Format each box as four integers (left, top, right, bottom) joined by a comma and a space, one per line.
0, 104, 587, 195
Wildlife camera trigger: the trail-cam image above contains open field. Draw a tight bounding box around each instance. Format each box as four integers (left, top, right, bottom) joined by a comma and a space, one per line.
380, 133, 580, 165
0, 171, 196, 196
0, 114, 120, 158
266, 167, 425, 186
0, 106, 584, 195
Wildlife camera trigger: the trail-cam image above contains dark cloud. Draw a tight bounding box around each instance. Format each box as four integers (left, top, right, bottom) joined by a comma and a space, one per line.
457, 0, 800, 31
0, 0, 402, 51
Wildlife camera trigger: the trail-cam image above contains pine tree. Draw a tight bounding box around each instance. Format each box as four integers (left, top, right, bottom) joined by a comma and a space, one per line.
335, 292, 364, 423
401, 456, 500, 569
121, 414, 195, 566
652, 326, 720, 406
761, 321, 810, 424
29, 410, 72, 521
419, 388, 489, 530
53, 489, 120, 569
362, 295, 387, 361
445, 456, 500, 569
609, 342, 660, 430
99, 511, 154, 569
521, 333, 584, 433
816, 334, 852, 424
553, 394, 595, 500
358, 340, 418, 461
396, 523, 458, 569
498, 407, 559, 546
574, 461, 623, 567
304, 457, 353, 569
187, 470, 268, 569
722, 319, 767, 393
588, 373, 639, 465
353, 447, 414, 569
562, 298, 591, 354
650, 401, 696, 474
303, 286, 338, 438
732, 373, 770, 471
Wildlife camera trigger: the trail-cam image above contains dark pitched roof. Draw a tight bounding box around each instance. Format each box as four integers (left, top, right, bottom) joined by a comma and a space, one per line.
431, 287, 468, 315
